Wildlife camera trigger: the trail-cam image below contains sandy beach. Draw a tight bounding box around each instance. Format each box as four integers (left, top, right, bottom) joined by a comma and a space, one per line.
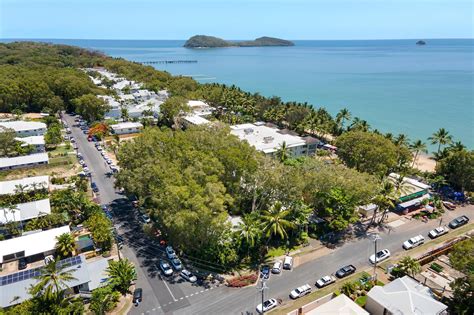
413, 153, 436, 173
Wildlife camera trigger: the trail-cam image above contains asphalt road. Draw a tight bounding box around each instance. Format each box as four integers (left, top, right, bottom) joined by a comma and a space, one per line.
62, 113, 472, 315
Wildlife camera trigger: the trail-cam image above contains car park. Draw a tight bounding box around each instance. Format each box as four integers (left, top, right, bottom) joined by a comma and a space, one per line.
180, 269, 197, 283
133, 288, 142, 306
283, 256, 293, 270
448, 215, 469, 229
316, 275, 336, 288
429, 226, 449, 239
171, 258, 183, 271
272, 260, 283, 274
369, 249, 391, 264
18, 258, 27, 270
159, 260, 173, 276
261, 265, 270, 279
289, 284, 312, 299
403, 235, 425, 250
166, 246, 177, 259
256, 298, 278, 313
335, 265, 356, 278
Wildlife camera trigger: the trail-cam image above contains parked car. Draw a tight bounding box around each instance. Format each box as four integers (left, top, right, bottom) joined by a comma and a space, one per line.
403, 235, 425, 250
18, 258, 27, 270
272, 260, 283, 274
369, 249, 391, 264
429, 226, 449, 239
260, 265, 270, 279
77, 152, 83, 159
97, 146, 103, 151
94, 142, 100, 148
70, 137, 75, 143
140, 214, 151, 224
448, 215, 469, 229
66, 128, 71, 134
159, 260, 173, 276
91, 182, 99, 193
256, 298, 278, 313
290, 284, 312, 299
335, 265, 356, 278
180, 269, 197, 283
166, 246, 177, 259
283, 256, 293, 270
442, 201, 456, 210
133, 288, 143, 306
79, 160, 86, 166
316, 275, 336, 288
171, 258, 183, 271
106, 159, 113, 165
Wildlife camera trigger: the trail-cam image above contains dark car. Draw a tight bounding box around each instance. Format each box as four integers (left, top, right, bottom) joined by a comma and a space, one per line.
448, 215, 469, 229
260, 265, 270, 280
335, 265, 356, 278
91, 182, 99, 193
18, 258, 27, 270
133, 288, 143, 306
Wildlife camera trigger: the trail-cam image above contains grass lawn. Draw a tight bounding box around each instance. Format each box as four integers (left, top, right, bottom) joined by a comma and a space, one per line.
355, 295, 367, 307
47, 144, 73, 157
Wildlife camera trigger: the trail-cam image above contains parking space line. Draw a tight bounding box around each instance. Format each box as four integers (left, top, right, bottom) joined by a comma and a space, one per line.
161, 277, 178, 301
180, 297, 184, 300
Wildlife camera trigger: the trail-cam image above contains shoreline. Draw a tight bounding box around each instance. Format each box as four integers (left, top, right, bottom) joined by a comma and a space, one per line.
414, 153, 436, 173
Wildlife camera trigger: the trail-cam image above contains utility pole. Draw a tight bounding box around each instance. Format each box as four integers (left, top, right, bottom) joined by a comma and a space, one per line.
258, 278, 268, 314
373, 234, 381, 283
439, 217, 443, 227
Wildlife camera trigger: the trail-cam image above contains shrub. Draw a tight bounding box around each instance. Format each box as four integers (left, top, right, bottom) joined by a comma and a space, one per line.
430, 262, 444, 273
227, 273, 258, 288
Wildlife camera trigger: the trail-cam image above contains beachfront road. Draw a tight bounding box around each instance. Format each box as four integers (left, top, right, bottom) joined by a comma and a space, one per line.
63, 114, 472, 315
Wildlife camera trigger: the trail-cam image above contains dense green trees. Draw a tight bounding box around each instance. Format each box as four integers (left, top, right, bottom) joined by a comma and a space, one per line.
72, 94, 109, 122
85, 212, 113, 251
55, 233, 76, 259
106, 259, 137, 295
448, 239, 474, 314
436, 149, 474, 192
90, 285, 120, 314
159, 96, 190, 128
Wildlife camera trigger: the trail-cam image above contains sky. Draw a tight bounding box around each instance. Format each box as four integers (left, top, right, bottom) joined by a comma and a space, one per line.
1, 0, 472, 40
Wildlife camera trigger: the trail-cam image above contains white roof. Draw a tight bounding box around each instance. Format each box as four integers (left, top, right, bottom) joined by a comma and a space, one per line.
183, 115, 211, 125
0, 153, 49, 169
389, 173, 431, 190
0, 176, 49, 195
187, 100, 209, 108
0, 121, 46, 133
230, 123, 306, 154
98, 95, 121, 108
0, 225, 70, 263
307, 294, 369, 315
119, 94, 136, 101
86, 258, 111, 290
0, 199, 51, 224
110, 122, 143, 130
367, 276, 447, 315
16, 136, 45, 146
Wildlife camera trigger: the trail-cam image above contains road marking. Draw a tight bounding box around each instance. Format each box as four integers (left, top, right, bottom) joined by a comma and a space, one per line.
185, 295, 189, 298
161, 277, 178, 301
190, 293, 194, 296
205, 288, 209, 291
200, 290, 204, 293
195, 292, 199, 295
180, 297, 184, 300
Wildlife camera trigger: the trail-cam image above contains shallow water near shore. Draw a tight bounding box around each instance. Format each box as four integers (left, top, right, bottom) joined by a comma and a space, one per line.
6, 38, 473, 149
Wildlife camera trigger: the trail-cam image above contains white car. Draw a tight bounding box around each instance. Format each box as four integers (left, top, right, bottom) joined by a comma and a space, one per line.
369, 249, 391, 264
290, 284, 312, 299
166, 246, 177, 259
180, 269, 197, 283
272, 260, 282, 274
101, 151, 107, 156
97, 146, 103, 151
106, 159, 113, 165
429, 226, 449, 239
256, 298, 278, 313
159, 260, 173, 276
316, 275, 336, 288
403, 235, 425, 250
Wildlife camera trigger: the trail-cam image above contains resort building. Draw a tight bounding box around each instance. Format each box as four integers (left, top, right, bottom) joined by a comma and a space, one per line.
110, 122, 143, 135
365, 276, 448, 315
0, 225, 70, 265
0, 199, 51, 225
0, 153, 49, 171
0, 176, 49, 195
182, 114, 211, 127
389, 173, 431, 212
0, 121, 47, 137
187, 100, 213, 116
230, 122, 318, 157
15, 136, 45, 153
0, 254, 111, 308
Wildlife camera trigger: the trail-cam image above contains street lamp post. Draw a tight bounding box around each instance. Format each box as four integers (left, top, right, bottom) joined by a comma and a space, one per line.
258, 279, 268, 314
373, 234, 381, 283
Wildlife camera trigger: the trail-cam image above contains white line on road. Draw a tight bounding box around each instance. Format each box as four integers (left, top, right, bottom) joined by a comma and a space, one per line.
205, 288, 209, 291
161, 277, 178, 301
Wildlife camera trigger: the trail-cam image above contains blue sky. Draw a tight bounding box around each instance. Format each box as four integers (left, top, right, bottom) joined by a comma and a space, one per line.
1, 0, 472, 39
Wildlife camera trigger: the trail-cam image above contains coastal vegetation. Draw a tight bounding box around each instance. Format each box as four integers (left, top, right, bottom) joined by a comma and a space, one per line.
183, 35, 294, 48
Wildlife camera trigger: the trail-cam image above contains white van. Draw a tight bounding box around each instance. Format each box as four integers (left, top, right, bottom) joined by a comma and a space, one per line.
283, 256, 293, 270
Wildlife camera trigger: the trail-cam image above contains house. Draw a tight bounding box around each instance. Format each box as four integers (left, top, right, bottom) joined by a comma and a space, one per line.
230, 122, 316, 157
99, 95, 122, 119
0, 225, 70, 265
15, 136, 45, 153
305, 294, 369, 315
110, 122, 143, 135
0, 254, 111, 308
182, 114, 211, 127
0, 199, 51, 225
187, 100, 213, 116
0, 153, 49, 171
0, 176, 49, 195
0, 121, 47, 137
365, 276, 448, 315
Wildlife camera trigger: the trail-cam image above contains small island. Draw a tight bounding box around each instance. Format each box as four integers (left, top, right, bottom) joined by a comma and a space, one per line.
184, 35, 294, 48
416, 40, 426, 45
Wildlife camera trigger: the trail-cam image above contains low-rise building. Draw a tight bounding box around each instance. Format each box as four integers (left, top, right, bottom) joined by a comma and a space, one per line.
16, 136, 45, 153
0, 176, 49, 195
365, 276, 448, 315
187, 100, 213, 116
389, 173, 431, 213
0, 121, 47, 137
0, 153, 49, 171
230, 122, 317, 157
305, 294, 369, 315
0, 199, 51, 225
110, 122, 143, 135
182, 114, 211, 127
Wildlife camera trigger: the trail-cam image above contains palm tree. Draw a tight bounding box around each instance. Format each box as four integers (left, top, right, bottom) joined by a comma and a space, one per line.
449, 141, 466, 152
394, 134, 410, 147
428, 128, 453, 155
369, 180, 396, 228
409, 140, 428, 168
260, 202, 295, 240
235, 215, 261, 249
336, 108, 351, 130
55, 233, 76, 259
276, 141, 291, 162
106, 259, 137, 295
30, 258, 77, 300
397, 256, 421, 278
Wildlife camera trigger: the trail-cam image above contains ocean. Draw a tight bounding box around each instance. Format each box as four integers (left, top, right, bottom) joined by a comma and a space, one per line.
4, 38, 474, 149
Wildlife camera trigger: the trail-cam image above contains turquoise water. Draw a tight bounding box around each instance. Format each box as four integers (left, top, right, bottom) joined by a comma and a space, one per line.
5, 39, 474, 148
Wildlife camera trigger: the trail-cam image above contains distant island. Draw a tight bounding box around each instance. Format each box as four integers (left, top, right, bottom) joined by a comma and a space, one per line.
416, 40, 426, 45
184, 35, 295, 48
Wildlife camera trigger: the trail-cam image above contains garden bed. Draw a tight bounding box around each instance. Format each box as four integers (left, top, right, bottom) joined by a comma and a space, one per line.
226, 272, 258, 288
